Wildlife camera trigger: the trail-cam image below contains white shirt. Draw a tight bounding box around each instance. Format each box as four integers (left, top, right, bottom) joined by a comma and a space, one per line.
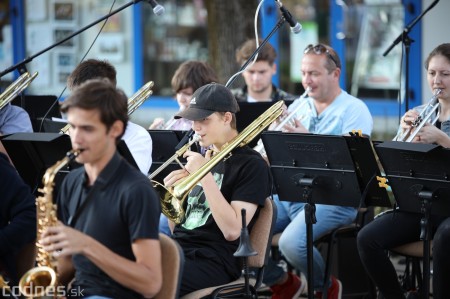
122, 121, 152, 174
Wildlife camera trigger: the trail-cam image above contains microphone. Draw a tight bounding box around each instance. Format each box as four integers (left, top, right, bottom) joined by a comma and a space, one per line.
148, 0, 165, 16
275, 0, 302, 34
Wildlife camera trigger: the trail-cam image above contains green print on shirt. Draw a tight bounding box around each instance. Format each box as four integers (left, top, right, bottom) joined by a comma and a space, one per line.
182, 171, 224, 230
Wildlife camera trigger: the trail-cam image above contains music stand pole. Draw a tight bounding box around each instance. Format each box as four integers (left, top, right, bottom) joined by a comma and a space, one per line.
299, 178, 317, 299
418, 191, 433, 298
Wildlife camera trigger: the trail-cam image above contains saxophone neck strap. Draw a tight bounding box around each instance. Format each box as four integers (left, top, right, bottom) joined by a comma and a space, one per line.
67, 182, 98, 227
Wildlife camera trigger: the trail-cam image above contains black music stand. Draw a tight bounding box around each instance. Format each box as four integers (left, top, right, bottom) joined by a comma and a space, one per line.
1, 133, 139, 195
375, 141, 450, 298
236, 101, 293, 148
11, 95, 63, 132
148, 130, 197, 182
1, 133, 73, 194
261, 132, 390, 299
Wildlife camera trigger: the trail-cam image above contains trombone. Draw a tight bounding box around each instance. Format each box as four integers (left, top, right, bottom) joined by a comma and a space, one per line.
60, 80, 154, 133
127, 80, 154, 115
394, 88, 442, 142
148, 133, 201, 181
0, 71, 38, 110
150, 100, 284, 224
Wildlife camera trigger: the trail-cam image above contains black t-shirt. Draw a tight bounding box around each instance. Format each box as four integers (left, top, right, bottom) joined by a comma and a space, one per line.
172, 146, 271, 277
58, 152, 160, 299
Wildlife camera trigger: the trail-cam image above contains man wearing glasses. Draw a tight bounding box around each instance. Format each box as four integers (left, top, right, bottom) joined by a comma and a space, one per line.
265, 44, 373, 299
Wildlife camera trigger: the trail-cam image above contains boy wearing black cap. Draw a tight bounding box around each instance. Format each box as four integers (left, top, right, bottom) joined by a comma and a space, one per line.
164, 83, 272, 295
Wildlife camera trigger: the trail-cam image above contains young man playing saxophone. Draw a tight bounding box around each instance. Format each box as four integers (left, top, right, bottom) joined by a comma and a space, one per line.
41, 79, 162, 298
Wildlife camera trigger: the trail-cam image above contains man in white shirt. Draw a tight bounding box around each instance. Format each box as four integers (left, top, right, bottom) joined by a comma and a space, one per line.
67, 59, 152, 174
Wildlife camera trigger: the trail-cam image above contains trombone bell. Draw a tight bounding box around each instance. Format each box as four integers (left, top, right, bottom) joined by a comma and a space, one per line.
152, 181, 186, 224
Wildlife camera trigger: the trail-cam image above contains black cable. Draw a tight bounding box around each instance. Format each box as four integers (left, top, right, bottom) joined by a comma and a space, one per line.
38, 0, 117, 132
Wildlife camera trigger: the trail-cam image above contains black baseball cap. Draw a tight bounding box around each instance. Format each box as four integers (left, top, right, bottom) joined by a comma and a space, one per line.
174, 83, 240, 121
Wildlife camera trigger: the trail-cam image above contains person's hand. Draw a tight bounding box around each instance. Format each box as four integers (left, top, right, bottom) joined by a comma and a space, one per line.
41, 221, 93, 257
400, 109, 420, 132
183, 150, 209, 173
269, 104, 289, 130
413, 122, 445, 144
163, 168, 190, 187
282, 118, 309, 133
149, 118, 165, 129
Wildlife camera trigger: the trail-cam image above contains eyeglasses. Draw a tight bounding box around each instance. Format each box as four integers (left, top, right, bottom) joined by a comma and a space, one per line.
304, 44, 339, 68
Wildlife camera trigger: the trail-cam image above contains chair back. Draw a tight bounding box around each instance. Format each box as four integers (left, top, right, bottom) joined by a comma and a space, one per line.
247, 197, 277, 270
180, 197, 276, 299
154, 233, 184, 299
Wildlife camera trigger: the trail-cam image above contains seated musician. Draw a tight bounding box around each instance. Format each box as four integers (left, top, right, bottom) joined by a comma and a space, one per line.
163, 83, 271, 295
231, 38, 297, 103
149, 60, 218, 130
67, 59, 153, 175
263, 44, 373, 299
41, 79, 162, 298
357, 43, 450, 299
149, 60, 218, 236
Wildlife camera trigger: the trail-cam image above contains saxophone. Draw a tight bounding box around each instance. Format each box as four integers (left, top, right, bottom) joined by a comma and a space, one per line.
18, 149, 81, 298
0, 275, 11, 294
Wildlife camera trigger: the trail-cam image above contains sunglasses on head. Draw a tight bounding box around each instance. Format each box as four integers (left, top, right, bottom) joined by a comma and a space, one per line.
304, 44, 339, 68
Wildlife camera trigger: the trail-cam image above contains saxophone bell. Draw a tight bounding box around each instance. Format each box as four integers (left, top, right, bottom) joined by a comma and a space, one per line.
19, 266, 57, 298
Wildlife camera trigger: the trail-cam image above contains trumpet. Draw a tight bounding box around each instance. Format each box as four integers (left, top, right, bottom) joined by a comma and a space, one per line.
0, 71, 38, 110
272, 86, 311, 130
394, 88, 442, 142
151, 100, 284, 224
61, 80, 154, 133
254, 87, 310, 154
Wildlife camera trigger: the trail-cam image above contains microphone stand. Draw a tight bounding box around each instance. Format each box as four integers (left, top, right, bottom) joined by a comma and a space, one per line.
0, 0, 148, 78
225, 17, 286, 88
382, 0, 440, 113
178, 12, 290, 149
